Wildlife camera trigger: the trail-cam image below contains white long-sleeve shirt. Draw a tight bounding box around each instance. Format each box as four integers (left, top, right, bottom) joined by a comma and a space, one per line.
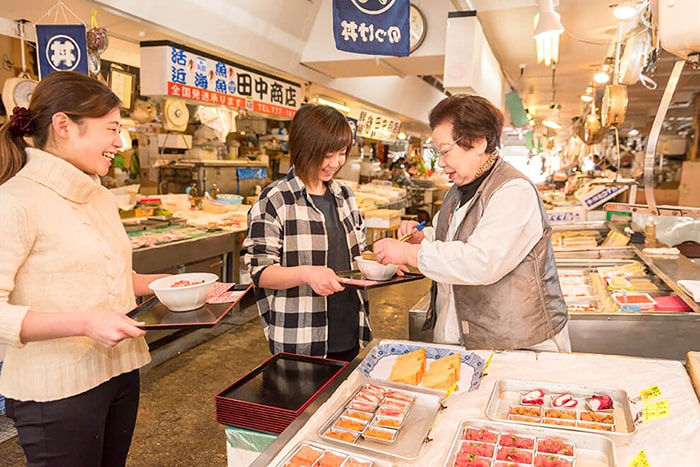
417, 179, 543, 344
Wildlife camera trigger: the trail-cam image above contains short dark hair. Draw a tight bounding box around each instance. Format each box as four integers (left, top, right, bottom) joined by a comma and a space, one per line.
429, 94, 503, 154
288, 104, 353, 185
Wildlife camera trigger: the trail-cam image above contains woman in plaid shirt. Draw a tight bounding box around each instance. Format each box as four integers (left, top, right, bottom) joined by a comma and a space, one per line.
243, 105, 371, 360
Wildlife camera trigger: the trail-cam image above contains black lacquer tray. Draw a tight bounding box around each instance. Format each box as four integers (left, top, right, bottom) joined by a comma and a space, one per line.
337, 270, 425, 289
127, 284, 251, 329
215, 353, 348, 433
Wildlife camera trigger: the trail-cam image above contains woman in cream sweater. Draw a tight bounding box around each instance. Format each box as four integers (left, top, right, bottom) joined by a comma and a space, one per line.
0, 71, 166, 466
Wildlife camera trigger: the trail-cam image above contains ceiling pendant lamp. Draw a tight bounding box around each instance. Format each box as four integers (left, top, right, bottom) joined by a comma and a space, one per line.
542, 65, 562, 129
534, 0, 565, 66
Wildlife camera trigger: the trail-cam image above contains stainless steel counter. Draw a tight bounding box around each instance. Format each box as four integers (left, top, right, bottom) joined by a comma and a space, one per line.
132, 228, 245, 282
408, 244, 700, 361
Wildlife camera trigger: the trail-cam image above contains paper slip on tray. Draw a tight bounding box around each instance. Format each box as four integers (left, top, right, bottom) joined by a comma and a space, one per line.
206, 282, 252, 304
276, 441, 394, 467
317, 379, 442, 461
337, 270, 425, 289
443, 419, 616, 467
485, 379, 638, 445
357, 342, 485, 394
215, 353, 347, 430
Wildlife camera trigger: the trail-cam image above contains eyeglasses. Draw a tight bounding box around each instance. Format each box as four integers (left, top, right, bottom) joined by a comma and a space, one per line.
430, 135, 464, 158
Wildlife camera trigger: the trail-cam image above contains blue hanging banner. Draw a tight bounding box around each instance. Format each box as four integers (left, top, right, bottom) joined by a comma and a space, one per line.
333, 0, 410, 57
35, 24, 89, 79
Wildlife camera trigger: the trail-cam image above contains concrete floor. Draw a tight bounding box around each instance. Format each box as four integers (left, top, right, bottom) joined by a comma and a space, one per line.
0, 278, 431, 466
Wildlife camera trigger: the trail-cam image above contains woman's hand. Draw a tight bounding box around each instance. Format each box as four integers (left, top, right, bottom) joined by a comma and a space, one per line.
302, 266, 345, 296
82, 311, 146, 347
397, 220, 425, 244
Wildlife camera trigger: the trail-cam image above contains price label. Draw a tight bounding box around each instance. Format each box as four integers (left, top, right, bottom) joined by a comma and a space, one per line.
629, 450, 651, 467
642, 399, 669, 422
481, 351, 495, 376
640, 385, 662, 402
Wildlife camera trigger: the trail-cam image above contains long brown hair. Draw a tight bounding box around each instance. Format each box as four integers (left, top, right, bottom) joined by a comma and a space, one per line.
0, 71, 121, 185
288, 104, 353, 185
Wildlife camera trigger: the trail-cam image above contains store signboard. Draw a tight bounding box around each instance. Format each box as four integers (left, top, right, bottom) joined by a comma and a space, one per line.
35, 24, 89, 78
355, 108, 401, 142
140, 41, 301, 119
332, 0, 410, 57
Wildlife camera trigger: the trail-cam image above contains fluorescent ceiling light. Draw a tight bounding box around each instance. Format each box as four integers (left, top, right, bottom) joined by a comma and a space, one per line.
533, 0, 564, 66
314, 96, 350, 114
613, 1, 637, 20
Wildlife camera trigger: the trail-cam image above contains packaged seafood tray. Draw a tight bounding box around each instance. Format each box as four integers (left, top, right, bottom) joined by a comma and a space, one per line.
611, 292, 656, 311
485, 380, 637, 445
560, 285, 595, 305
442, 419, 617, 467
318, 381, 442, 460
277, 441, 393, 467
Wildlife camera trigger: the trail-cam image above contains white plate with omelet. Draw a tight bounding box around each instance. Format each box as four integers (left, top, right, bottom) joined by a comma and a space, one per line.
357, 341, 484, 394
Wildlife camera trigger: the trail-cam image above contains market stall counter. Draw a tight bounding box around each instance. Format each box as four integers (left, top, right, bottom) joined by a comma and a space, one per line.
129, 221, 248, 345
252, 340, 700, 466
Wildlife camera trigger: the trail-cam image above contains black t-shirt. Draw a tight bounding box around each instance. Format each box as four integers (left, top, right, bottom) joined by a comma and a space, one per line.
309, 187, 360, 353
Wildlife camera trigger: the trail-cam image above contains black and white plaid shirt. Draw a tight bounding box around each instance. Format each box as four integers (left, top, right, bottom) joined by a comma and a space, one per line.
243, 169, 371, 356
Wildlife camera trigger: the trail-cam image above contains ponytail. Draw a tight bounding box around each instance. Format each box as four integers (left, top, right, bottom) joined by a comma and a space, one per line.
0, 108, 30, 185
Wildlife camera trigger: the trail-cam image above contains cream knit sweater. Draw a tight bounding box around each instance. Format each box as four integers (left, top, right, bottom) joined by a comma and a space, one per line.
0, 148, 150, 402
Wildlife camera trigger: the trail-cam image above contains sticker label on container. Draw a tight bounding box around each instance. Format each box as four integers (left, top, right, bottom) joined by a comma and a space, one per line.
642, 399, 669, 422
639, 385, 662, 402
629, 449, 651, 467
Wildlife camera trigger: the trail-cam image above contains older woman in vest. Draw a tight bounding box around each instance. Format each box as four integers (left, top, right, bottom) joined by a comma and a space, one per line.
373, 95, 570, 352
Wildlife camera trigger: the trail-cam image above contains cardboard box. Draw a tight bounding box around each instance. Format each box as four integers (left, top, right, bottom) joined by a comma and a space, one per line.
547, 205, 586, 223
575, 184, 629, 210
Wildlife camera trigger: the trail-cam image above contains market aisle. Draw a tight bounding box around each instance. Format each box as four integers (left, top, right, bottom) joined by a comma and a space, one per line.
0, 278, 431, 467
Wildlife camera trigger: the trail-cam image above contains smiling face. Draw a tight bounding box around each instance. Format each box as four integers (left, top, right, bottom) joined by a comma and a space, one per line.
64, 107, 123, 176
432, 121, 487, 186
316, 148, 347, 184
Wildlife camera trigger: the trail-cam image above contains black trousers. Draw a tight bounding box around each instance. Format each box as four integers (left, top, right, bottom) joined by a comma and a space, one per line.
6, 369, 140, 467
326, 346, 360, 362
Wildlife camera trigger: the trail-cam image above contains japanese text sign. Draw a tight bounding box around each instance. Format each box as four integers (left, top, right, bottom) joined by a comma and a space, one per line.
356, 108, 401, 142
35, 24, 88, 79
140, 41, 301, 118
333, 0, 410, 56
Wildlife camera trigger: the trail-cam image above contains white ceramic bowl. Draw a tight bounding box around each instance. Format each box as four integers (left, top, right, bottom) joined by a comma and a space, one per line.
148, 272, 218, 311
354, 256, 398, 281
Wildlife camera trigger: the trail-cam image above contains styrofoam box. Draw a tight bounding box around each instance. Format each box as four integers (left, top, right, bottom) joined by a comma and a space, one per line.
364, 209, 401, 228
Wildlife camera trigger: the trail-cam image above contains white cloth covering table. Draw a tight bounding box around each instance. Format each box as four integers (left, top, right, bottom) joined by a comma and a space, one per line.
259, 340, 700, 467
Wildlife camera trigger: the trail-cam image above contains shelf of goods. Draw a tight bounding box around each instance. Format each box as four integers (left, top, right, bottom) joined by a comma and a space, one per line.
352, 183, 408, 214
548, 221, 700, 361
250, 340, 700, 467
